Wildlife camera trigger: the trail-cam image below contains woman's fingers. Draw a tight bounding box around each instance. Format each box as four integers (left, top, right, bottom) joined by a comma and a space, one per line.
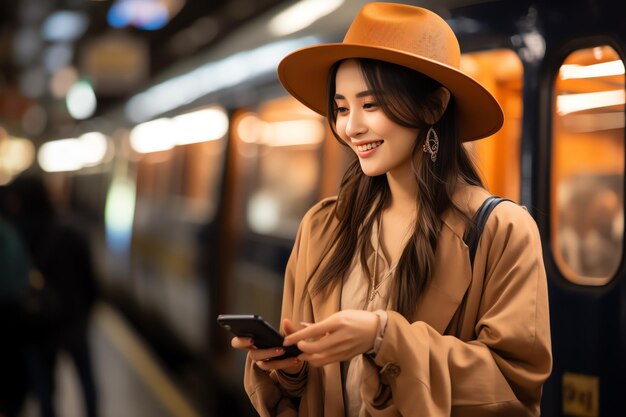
232, 337, 292, 362
282, 318, 298, 335
298, 345, 354, 367
296, 331, 342, 354
248, 347, 288, 362
232, 328, 305, 373
283, 320, 334, 346
255, 356, 302, 372
231, 336, 254, 349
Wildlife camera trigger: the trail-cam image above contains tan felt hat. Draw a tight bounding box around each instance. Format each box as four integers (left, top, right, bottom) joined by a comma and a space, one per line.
277, 2, 504, 141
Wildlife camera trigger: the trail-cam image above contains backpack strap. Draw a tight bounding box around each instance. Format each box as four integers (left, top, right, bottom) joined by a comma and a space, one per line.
463, 196, 511, 268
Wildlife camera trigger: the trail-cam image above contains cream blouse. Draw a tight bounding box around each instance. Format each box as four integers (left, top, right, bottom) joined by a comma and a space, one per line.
341, 218, 394, 417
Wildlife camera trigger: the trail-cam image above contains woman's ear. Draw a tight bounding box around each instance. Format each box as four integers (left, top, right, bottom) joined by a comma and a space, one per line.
424, 87, 451, 125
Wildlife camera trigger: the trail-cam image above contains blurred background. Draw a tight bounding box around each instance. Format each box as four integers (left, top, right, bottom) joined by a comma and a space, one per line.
0, 0, 624, 416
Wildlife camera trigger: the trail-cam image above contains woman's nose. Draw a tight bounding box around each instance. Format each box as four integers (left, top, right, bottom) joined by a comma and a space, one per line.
345, 110, 367, 138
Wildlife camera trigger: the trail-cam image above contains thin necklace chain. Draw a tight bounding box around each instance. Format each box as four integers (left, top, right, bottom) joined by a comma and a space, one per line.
367, 214, 398, 304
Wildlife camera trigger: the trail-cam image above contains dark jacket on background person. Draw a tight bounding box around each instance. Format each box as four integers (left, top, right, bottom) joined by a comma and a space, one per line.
0, 217, 31, 417
0, 173, 99, 417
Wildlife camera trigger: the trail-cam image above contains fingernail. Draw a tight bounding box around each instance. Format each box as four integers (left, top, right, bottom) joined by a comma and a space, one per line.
275, 348, 284, 353
300, 322, 312, 327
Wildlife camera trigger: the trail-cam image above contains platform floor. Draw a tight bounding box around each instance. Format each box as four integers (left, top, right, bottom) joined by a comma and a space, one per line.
21, 303, 204, 417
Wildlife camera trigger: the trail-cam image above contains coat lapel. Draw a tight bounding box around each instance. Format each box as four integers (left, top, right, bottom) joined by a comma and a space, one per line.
413, 223, 473, 333
414, 184, 489, 333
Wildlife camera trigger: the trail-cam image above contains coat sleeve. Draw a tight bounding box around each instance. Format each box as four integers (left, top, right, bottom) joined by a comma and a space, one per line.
243, 203, 314, 416
360, 203, 552, 417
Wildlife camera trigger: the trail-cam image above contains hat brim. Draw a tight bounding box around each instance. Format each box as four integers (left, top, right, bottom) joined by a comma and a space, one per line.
277, 44, 504, 142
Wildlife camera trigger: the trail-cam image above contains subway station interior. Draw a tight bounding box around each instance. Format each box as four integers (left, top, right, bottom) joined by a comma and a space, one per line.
0, 0, 625, 416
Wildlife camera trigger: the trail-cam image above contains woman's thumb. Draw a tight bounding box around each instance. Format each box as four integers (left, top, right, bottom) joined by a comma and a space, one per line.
283, 318, 297, 335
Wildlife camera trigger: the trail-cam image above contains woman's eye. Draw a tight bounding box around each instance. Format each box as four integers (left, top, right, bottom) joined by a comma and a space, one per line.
336, 106, 348, 114
363, 102, 379, 109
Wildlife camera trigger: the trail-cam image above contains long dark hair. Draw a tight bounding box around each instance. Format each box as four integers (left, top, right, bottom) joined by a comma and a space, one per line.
311, 59, 483, 319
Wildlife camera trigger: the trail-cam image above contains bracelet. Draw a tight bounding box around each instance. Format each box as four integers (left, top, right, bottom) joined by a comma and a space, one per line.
366, 310, 388, 357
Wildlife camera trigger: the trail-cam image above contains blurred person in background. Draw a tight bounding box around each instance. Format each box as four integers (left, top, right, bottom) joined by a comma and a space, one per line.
558, 177, 623, 278
0, 216, 31, 417
0, 171, 99, 417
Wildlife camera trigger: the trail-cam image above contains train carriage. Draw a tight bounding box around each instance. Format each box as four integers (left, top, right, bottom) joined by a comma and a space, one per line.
51, 0, 626, 415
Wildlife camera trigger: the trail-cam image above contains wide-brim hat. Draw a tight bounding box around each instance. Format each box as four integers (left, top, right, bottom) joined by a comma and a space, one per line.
277, 2, 504, 142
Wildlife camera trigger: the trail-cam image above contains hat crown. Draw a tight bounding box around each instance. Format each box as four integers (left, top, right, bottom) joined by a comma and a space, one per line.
343, 3, 460, 69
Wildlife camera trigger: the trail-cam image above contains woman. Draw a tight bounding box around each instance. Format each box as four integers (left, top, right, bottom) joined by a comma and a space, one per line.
232, 3, 551, 416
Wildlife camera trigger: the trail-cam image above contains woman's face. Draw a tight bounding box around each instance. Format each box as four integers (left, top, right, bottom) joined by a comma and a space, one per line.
334, 59, 419, 177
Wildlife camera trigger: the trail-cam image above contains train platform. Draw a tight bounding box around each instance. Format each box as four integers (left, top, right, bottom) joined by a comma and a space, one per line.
21, 303, 204, 417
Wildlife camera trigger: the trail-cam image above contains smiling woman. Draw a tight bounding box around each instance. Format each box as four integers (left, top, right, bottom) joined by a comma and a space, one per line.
230, 3, 551, 417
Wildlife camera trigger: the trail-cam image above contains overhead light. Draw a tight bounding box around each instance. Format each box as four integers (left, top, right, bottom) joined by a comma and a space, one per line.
79, 132, 109, 166
559, 60, 625, 80
108, 0, 185, 31
105, 175, 136, 253
237, 114, 324, 147
130, 118, 176, 153
42, 11, 88, 42
173, 107, 229, 145
66, 80, 97, 120
129, 107, 228, 154
38, 138, 84, 172
556, 89, 625, 115
268, 0, 344, 36
0, 137, 35, 182
125, 37, 318, 123
37, 132, 110, 172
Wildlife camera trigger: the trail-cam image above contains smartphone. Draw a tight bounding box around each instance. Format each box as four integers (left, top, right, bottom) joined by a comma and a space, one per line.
217, 314, 301, 361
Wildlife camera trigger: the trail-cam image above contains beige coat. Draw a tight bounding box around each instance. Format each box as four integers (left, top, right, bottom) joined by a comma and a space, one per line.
244, 184, 552, 417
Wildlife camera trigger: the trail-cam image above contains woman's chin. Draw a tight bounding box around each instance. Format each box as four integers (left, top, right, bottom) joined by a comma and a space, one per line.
359, 164, 385, 177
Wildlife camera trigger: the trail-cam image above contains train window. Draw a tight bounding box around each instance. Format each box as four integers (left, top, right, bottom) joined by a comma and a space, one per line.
551, 45, 625, 285
135, 150, 176, 201
461, 49, 523, 202
179, 139, 225, 221
133, 107, 227, 223
234, 96, 325, 238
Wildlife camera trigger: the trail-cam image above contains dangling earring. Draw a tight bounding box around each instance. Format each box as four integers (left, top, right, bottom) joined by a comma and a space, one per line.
423, 126, 439, 162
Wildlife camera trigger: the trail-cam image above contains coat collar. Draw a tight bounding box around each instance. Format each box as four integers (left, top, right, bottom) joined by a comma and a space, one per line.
308, 184, 490, 333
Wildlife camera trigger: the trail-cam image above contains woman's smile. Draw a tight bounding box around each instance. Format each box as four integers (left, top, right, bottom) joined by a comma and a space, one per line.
355, 140, 384, 157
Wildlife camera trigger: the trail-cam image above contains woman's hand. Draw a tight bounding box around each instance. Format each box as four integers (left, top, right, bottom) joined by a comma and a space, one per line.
231, 318, 304, 374
283, 310, 379, 367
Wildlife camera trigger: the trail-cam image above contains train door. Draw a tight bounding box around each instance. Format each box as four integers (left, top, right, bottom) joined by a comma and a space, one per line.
541, 43, 625, 416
